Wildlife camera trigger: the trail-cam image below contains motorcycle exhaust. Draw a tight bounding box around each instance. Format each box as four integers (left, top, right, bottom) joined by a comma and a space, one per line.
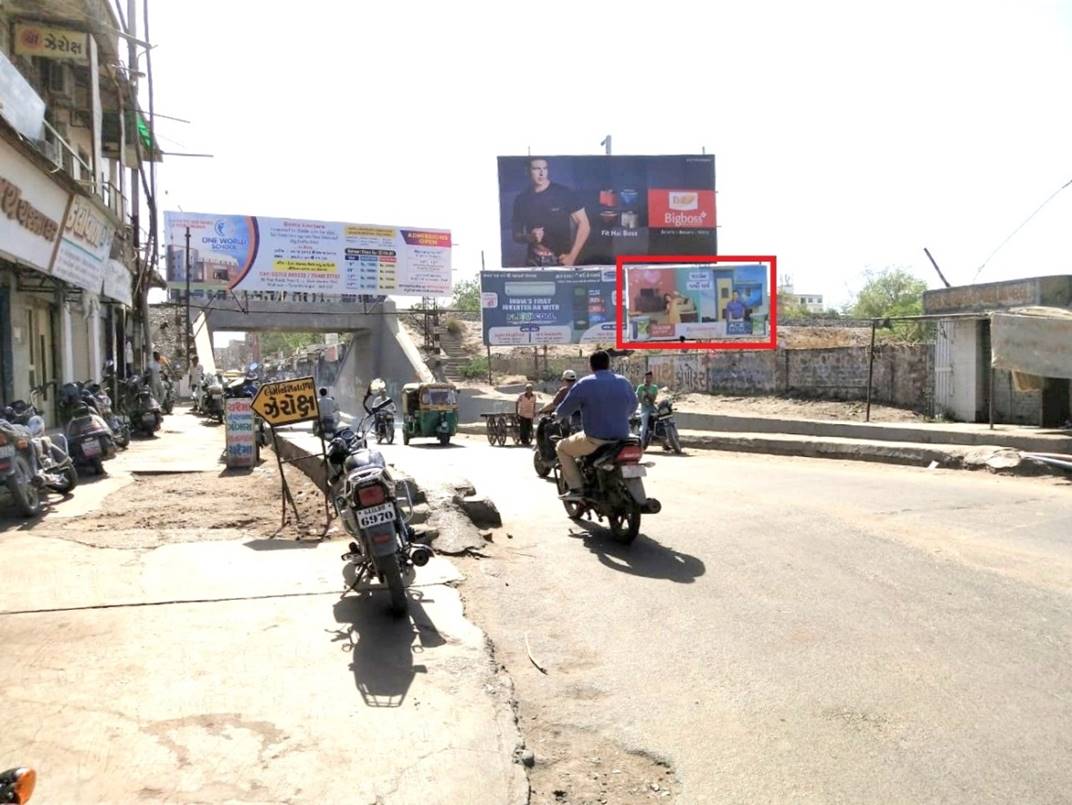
409, 544, 433, 567
642, 497, 662, 514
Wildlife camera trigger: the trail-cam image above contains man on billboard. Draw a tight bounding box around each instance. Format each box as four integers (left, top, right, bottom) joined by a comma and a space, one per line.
725, 290, 747, 320
511, 158, 591, 267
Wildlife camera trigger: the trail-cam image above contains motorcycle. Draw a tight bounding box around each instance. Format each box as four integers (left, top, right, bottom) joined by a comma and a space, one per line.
124, 375, 163, 437
373, 400, 396, 444
330, 397, 430, 617
58, 382, 117, 474
0, 766, 35, 803
631, 398, 683, 454
552, 431, 661, 544
85, 380, 130, 449
313, 394, 340, 439
3, 401, 78, 498
0, 415, 43, 517
532, 410, 581, 478
201, 373, 225, 423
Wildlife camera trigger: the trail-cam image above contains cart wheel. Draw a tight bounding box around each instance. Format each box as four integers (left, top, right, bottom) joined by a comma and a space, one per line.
496, 417, 507, 446
485, 417, 496, 445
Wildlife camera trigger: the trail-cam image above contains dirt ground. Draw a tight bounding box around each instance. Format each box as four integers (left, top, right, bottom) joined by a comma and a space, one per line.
671, 392, 927, 423
59, 454, 333, 549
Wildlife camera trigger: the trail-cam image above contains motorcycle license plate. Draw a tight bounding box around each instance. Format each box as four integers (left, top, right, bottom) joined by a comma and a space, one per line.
620, 464, 646, 478
357, 502, 396, 529
0, 445, 14, 459
82, 439, 101, 457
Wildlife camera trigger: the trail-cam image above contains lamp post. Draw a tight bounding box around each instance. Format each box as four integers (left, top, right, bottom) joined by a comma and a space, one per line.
184, 226, 191, 366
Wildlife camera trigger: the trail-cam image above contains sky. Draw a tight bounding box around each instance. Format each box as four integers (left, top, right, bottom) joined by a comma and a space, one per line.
139, 0, 1071, 316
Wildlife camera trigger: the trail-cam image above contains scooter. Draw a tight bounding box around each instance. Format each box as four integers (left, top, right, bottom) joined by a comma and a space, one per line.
86, 379, 130, 449
3, 401, 78, 497
58, 382, 117, 474
124, 375, 163, 437
0, 415, 43, 517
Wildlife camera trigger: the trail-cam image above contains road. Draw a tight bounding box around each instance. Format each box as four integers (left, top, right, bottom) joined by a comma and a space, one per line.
351, 429, 1072, 804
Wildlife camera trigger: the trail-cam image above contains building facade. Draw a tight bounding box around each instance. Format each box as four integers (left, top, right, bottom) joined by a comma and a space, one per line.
0, 1, 159, 424
923, 275, 1072, 427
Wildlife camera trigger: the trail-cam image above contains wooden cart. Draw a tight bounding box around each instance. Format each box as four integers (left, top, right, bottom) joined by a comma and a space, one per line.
480, 412, 525, 446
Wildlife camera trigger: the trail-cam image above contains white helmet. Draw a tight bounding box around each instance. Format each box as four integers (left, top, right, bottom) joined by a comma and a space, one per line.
561, 370, 577, 381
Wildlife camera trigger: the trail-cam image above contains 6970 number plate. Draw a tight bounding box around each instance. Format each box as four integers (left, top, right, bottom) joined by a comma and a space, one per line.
357, 502, 396, 529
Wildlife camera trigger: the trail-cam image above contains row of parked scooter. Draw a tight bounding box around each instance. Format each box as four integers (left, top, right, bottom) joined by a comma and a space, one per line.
0, 361, 175, 518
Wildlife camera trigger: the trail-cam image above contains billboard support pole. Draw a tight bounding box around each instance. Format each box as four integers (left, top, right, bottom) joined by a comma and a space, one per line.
486, 344, 493, 386
184, 226, 191, 365
865, 320, 877, 423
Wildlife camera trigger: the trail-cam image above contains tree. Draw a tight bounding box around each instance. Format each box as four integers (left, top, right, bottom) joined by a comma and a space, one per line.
451, 278, 480, 313
847, 267, 929, 341
257, 331, 322, 358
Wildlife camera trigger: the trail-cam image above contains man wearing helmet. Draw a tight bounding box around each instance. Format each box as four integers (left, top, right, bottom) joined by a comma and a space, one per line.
540, 369, 577, 414
554, 350, 638, 501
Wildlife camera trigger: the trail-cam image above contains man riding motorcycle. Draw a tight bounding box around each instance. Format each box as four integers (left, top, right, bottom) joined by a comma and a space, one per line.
540, 369, 577, 414
554, 351, 638, 501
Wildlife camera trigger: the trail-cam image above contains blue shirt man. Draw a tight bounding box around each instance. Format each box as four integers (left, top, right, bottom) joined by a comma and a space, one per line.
726, 291, 747, 320
554, 351, 638, 497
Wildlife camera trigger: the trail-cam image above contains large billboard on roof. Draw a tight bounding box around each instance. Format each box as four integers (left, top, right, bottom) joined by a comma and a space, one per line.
497, 154, 716, 268
163, 211, 452, 296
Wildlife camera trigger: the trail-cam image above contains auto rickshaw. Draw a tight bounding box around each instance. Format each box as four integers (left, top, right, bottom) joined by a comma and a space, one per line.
401, 382, 458, 445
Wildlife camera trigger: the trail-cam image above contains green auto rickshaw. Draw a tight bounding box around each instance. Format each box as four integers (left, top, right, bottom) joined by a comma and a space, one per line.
401, 382, 459, 445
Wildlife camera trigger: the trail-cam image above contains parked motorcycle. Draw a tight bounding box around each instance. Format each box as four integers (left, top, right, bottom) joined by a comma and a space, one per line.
3, 401, 78, 497
0, 416, 43, 517
124, 375, 163, 437
552, 432, 661, 544
329, 397, 430, 617
86, 379, 130, 449
58, 382, 117, 474
631, 397, 683, 454
0, 766, 36, 803
313, 392, 340, 439
201, 373, 225, 423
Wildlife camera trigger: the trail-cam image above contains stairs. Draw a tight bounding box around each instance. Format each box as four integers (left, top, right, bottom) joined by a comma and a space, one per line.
437, 331, 472, 383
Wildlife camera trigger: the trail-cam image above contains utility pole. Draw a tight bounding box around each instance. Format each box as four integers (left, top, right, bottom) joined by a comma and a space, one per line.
184, 226, 191, 365
127, 0, 139, 375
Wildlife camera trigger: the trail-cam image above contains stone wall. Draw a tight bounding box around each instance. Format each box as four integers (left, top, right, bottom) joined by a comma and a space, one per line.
490, 344, 933, 413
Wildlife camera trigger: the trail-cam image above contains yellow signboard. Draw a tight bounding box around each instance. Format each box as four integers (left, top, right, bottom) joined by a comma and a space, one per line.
251, 377, 320, 427
14, 22, 89, 63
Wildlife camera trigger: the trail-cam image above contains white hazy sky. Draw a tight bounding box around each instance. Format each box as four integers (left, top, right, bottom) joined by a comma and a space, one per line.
143, 0, 1071, 310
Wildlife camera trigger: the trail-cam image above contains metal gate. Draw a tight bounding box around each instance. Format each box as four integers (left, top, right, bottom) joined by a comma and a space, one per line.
935, 321, 954, 417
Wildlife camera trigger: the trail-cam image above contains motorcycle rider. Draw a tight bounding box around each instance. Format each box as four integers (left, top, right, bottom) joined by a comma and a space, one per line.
317, 387, 339, 433
540, 370, 577, 414
554, 350, 637, 501
636, 370, 659, 446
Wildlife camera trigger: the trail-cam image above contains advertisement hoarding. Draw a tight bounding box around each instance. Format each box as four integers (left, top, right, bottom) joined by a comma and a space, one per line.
497, 155, 716, 268
480, 268, 618, 346
224, 397, 257, 468
163, 211, 452, 296
623, 262, 770, 343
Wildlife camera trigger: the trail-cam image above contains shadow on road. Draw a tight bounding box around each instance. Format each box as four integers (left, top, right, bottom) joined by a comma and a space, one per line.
405, 443, 466, 450
330, 588, 445, 707
243, 537, 319, 551
569, 521, 706, 584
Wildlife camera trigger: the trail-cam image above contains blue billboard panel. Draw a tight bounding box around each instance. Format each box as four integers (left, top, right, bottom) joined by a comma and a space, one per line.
480, 268, 618, 346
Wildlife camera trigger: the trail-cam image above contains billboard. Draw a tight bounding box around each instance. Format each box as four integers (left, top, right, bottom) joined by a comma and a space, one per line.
622, 262, 770, 343
163, 211, 451, 296
497, 155, 716, 268
52, 194, 116, 293
480, 268, 618, 346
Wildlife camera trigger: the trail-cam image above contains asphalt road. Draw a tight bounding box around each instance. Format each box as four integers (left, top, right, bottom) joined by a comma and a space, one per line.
360, 431, 1072, 804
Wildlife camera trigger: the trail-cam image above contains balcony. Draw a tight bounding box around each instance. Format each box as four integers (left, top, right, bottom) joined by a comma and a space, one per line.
34, 118, 127, 221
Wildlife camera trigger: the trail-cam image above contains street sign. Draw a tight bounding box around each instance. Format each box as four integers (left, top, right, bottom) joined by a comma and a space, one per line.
224, 397, 258, 467
251, 376, 319, 427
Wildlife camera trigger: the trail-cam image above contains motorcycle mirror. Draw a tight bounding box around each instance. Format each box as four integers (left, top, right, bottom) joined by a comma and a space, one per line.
0, 767, 36, 804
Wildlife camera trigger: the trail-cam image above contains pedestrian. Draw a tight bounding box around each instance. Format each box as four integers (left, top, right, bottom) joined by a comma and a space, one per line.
516, 383, 538, 445
124, 338, 134, 377
189, 355, 204, 412
636, 370, 659, 446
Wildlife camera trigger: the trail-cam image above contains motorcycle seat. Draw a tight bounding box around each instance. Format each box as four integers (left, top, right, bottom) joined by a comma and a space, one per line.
582, 437, 641, 466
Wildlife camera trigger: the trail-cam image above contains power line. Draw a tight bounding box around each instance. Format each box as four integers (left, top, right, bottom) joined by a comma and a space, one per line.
973, 176, 1072, 282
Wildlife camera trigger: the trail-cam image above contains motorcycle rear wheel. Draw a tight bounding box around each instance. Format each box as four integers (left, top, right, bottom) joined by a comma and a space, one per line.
608, 503, 642, 544
533, 451, 551, 478
115, 428, 130, 449
379, 554, 409, 617
53, 464, 78, 494
384, 424, 395, 444
8, 456, 41, 517
92, 458, 105, 476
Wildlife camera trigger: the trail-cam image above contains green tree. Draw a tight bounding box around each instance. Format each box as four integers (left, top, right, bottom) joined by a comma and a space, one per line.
257, 331, 322, 357
451, 278, 480, 313
847, 268, 929, 341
